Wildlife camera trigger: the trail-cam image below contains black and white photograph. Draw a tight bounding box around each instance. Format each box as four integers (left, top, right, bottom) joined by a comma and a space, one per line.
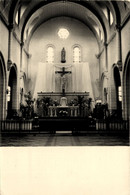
0, 0, 130, 195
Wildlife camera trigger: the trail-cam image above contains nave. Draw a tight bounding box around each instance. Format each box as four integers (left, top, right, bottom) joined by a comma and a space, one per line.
1, 133, 129, 146
0, 1, 130, 142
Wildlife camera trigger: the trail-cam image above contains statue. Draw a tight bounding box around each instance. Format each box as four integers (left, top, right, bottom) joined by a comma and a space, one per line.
61, 47, 66, 63
61, 75, 66, 95
61, 75, 66, 89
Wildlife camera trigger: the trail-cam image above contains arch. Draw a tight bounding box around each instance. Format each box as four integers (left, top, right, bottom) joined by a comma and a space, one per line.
20, 71, 27, 104
20, 1, 107, 44
123, 51, 130, 119
7, 64, 18, 118
101, 72, 108, 104
113, 66, 122, 117
26, 16, 101, 51
8, 0, 19, 25
0, 52, 6, 120
109, 64, 122, 118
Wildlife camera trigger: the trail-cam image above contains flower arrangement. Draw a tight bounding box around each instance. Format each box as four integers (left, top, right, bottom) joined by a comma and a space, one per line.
20, 91, 34, 119
59, 110, 68, 116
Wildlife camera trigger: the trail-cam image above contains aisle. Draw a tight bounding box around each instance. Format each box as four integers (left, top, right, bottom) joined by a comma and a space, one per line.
0, 134, 129, 146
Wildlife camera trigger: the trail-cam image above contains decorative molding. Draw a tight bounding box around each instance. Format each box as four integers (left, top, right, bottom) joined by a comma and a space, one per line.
121, 12, 130, 30
103, 71, 108, 79
20, 41, 24, 47
101, 71, 108, 81
7, 59, 12, 71
13, 31, 21, 45
23, 48, 31, 58
8, 23, 14, 30
96, 32, 116, 59
0, 12, 9, 28
95, 48, 104, 59
115, 24, 121, 32
117, 60, 122, 71
107, 32, 116, 46
103, 42, 108, 47
20, 70, 26, 79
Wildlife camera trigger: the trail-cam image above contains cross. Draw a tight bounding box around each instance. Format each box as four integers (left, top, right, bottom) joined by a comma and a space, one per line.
55, 67, 71, 77
55, 67, 71, 95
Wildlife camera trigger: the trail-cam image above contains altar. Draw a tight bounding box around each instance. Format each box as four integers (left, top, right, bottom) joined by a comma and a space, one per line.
48, 96, 78, 117
49, 105, 79, 117
36, 92, 91, 118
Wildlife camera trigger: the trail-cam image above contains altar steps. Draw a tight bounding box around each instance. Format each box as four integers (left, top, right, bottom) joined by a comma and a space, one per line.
56, 131, 72, 134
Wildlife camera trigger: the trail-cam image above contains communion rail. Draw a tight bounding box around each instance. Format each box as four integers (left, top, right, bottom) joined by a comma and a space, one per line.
0, 120, 32, 131
0, 119, 129, 134
96, 119, 129, 131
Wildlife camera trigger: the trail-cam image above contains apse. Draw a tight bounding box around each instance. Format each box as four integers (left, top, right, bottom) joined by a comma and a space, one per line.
29, 17, 99, 100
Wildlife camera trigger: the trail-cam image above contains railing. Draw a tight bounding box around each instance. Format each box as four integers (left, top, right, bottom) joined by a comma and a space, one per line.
96, 119, 129, 131
0, 119, 129, 133
0, 120, 32, 131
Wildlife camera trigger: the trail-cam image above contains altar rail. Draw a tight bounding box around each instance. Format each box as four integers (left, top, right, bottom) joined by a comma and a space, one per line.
96, 120, 129, 131
0, 119, 129, 133
0, 120, 32, 131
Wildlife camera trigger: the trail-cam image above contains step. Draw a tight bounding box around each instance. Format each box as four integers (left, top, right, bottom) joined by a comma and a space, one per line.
56, 131, 72, 134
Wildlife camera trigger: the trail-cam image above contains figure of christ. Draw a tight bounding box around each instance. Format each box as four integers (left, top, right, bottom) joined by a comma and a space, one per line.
55, 67, 71, 96
61, 75, 66, 96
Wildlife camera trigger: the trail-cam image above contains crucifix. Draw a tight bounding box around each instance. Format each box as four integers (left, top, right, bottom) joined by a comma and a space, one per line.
55, 67, 71, 96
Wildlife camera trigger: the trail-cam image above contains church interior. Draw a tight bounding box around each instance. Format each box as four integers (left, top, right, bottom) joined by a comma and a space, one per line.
0, 0, 130, 142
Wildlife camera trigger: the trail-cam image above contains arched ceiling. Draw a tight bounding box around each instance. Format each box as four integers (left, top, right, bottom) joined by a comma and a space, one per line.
19, 1, 108, 43
2, 0, 129, 48
23, 1, 106, 47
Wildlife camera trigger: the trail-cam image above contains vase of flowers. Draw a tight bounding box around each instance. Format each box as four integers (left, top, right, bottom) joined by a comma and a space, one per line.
59, 110, 68, 117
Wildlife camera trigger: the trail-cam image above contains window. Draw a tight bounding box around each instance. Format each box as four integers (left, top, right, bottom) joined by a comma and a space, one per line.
107, 8, 113, 26
46, 47, 54, 63
118, 86, 122, 102
15, 7, 21, 25
73, 47, 81, 63
58, 28, 69, 39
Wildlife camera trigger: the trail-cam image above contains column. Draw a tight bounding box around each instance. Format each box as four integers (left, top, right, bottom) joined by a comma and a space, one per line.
70, 107, 73, 117
20, 41, 24, 70
7, 24, 13, 70
116, 25, 122, 71
54, 107, 57, 117
74, 107, 78, 117
104, 43, 108, 71
50, 107, 53, 117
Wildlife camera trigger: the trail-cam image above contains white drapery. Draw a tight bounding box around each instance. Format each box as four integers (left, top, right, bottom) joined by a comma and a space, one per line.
33, 62, 55, 98
33, 62, 94, 100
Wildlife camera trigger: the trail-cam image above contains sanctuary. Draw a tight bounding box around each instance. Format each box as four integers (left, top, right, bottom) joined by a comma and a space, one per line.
35, 48, 93, 118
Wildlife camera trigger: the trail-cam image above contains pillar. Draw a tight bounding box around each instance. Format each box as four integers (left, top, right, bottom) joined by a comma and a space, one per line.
7, 24, 13, 71
116, 25, 122, 71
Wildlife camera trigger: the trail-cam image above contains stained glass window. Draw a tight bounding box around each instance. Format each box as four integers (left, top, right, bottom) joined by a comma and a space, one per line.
58, 28, 69, 39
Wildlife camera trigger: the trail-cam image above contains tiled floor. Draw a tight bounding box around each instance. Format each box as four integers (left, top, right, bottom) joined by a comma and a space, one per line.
0, 133, 129, 146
